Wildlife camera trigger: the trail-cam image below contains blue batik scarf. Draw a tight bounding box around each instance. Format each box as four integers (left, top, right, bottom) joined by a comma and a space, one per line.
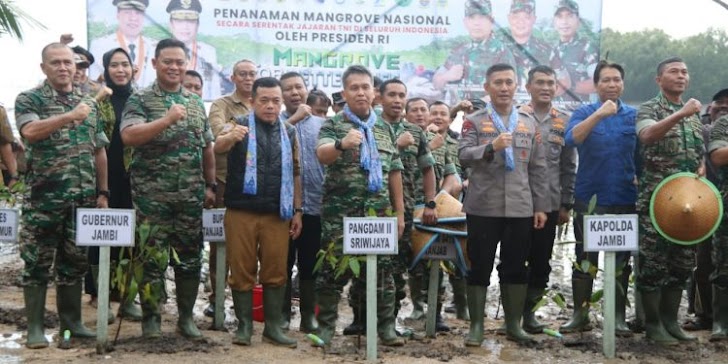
243, 112, 294, 220
343, 105, 382, 192
486, 103, 519, 171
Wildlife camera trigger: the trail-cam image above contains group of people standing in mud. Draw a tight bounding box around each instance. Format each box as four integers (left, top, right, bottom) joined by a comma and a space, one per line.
6, 0, 728, 357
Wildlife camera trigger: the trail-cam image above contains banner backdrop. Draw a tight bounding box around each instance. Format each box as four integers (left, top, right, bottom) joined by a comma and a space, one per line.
87, 0, 602, 104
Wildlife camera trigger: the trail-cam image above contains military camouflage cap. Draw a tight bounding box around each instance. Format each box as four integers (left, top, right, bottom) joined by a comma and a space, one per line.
167, 0, 202, 20
510, 0, 535, 14
112, 0, 148, 11
555, 0, 579, 15
464, 0, 492, 17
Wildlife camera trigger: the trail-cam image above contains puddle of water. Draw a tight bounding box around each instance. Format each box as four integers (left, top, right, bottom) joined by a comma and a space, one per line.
0, 354, 22, 364
0, 332, 22, 349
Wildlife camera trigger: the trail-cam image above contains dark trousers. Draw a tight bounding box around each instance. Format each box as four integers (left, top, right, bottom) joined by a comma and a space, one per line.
694, 237, 713, 318
466, 215, 532, 286
527, 210, 559, 289
287, 214, 322, 281
572, 201, 633, 280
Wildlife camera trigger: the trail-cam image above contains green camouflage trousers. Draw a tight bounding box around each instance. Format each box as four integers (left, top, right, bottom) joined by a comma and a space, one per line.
20, 201, 93, 286
711, 216, 728, 288
637, 210, 695, 291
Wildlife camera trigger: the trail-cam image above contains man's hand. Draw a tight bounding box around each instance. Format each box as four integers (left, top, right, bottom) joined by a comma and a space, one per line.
166, 104, 187, 125
697, 160, 706, 177
397, 212, 405, 239
204, 188, 215, 208
429, 133, 445, 150
290, 213, 303, 240
289, 104, 312, 124
422, 206, 438, 226
69, 103, 92, 125
680, 98, 702, 118
341, 129, 363, 150
558, 207, 571, 225
492, 132, 513, 152
519, 104, 534, 114
227, 125, 249, 142
95, 86, 113, 102
396, 131, 415, 149
596, 100, 618, 118
60, 33, 74, 45
456, 100, 473, 114
96, 195, 109, 209
534, 212, 547, 229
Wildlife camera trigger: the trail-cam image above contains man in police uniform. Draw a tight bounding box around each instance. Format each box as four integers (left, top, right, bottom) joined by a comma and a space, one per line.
204, 59, 256, 318
549, 0, 597, 102
90, 0, 156, 88
459, 63, 548, 346
432, 0, 515, 102
167, 0, 222, 100
121, 38, 216, 339
315, 65, 405, 347
504, 0, 553, 97
15, 43, 109, 348
636, 57, 704, 345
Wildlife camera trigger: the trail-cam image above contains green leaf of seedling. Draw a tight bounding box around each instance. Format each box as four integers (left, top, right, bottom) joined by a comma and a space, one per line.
368, 208, 377, 217
170, 248, 181, 265
587, 194, 598, 214
126, 280, 138, 303
349, 257, 360, 277
580, 260, 592, 274
134, 265, 144, 286
313, 253, 325, 273
591, 289, 604, 304
552, 292, 567, 309
588, 264, 599, 279
138, 223, 151, 246
385, 208, 393, 217
334, 256, 350, 279
327, 254, 338, 269
533, 296, 547, 312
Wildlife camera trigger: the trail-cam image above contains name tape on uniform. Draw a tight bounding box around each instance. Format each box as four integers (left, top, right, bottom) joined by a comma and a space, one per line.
423, 241, 456, 261
0, 208, 19, 242
343, 217, 398, 255
76, 208, 135, 247
203, 209, 226, 242
583, 214, 638, 252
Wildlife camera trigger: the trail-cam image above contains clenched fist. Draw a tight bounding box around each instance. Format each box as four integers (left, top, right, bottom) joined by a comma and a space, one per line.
396, 131, 415, 149
227, 125, 249, 142
69, 103, 91, 125
597, 100, 617, 118
341, 129, 363, 150
166, 104, 187, 124
680, 98, 702, 118
429, 133, 444, 150
492, 132, 512, 152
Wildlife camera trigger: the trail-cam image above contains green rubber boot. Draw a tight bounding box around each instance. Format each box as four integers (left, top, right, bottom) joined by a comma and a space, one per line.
118, 295, 143, 322
299, 280, 319, 333
408, 275, 426, 321
315, 290, 340, 346
501, 284, 535, 344
57, 283, 96, 338
175, 277, 202, 339
231, 290, 253, 345
615, 272, 633, 337
451, 276, 469, 321
90, 265, 116, 324
140, 280, 162, 338
522, 286, 547, 334
464, 285, 486, 347
660, 287, 696, 341
641, 289, 678, 346
378, 290, 404, 347
262, 285, 297, 348
24, 285, 49, 349
281, 281, 292, 331
560, 278, 593, 333
710, 285, 728, 341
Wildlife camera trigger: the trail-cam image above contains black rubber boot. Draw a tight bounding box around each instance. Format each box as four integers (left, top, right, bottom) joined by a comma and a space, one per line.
57, 283, 96, 338
24, 285, 49, 349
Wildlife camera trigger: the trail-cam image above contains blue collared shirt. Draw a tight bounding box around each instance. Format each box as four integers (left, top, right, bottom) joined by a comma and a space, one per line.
281, 111, 325, 216
565, 100, 638, 206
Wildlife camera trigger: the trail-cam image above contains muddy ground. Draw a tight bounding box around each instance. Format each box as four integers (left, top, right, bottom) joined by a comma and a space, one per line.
2, 237, 728, 364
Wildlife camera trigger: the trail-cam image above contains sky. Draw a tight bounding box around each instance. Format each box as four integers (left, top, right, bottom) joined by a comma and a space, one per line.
1, 0, 726, 109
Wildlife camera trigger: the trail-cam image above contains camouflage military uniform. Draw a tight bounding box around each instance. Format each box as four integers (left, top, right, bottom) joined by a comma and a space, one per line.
444, 37, 516, 101
120, 81, 213, 303
502, 32, 552, 96
708, 115, 728, 288
316, 112, 404, 340
636, 93, 704, 291
549, 34, 598, 102
428, 132, 458, 186
15, 81, 109, 286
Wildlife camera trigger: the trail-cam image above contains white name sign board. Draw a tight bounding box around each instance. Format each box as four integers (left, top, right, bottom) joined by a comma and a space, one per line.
584, 214, 639, 252
343, 217, 398, 255
75, 208, 135, 247
0, 208, 19, 242
203, 209, 226, 242
423, 241, 456, 260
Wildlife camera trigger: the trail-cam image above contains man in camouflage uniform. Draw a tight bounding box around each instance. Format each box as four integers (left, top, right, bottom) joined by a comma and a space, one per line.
15, 43, 109, 349
636, 57, 704, 345
503, 0, 553, 98
549, 0, 598, 102
315, 65, 405, 347
121, 38, 216, 339
432, 0, 515, 102
707, 89, 728, 341
0, 105, 18, 188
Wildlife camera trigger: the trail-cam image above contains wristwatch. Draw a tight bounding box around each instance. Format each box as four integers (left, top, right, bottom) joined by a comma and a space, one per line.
425, 200, 436, 209
206, 182, 218, 194
294, 207, 304, 214
97, 189, 110, 198
334, 139, 345, 151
